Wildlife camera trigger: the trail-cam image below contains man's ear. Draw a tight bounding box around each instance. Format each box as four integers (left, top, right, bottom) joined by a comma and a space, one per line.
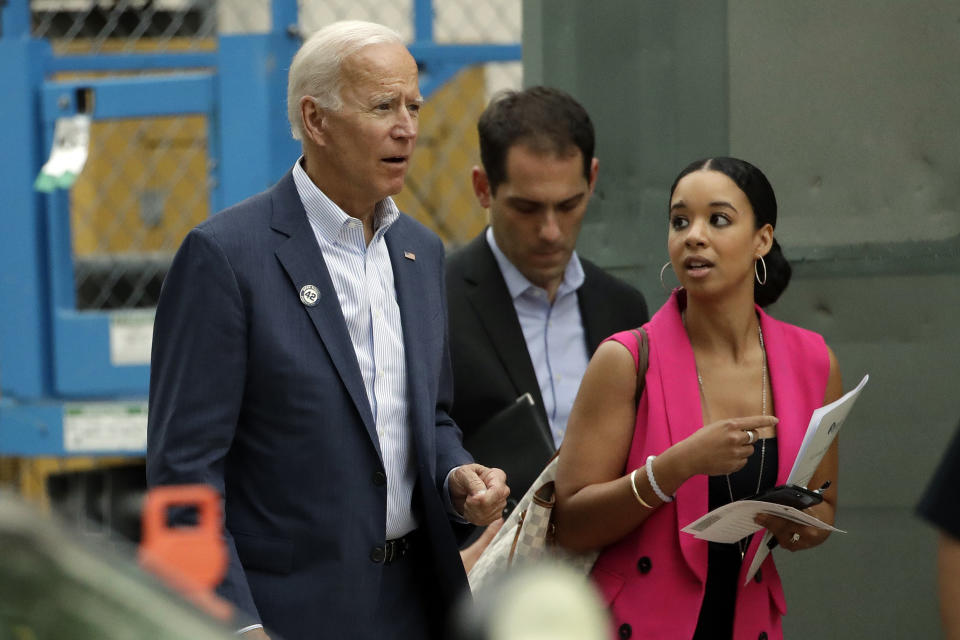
472, 166, 492, 208
300, 96, 326, 146
587, 157, 599, 194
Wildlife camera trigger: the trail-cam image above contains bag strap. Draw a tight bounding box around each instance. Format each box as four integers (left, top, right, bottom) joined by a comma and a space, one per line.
628, 327, 649, 405
539, 329, 646, 491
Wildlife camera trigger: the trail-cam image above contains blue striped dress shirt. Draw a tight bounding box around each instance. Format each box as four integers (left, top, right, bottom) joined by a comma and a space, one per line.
486, 227, 589, 446
293, 160, 417, 538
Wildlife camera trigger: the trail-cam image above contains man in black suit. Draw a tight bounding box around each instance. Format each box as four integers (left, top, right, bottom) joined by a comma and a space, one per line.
447, 87, 648, 495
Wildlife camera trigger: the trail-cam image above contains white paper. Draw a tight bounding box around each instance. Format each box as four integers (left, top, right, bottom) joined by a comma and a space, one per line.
35, 114, 91, 192
682, 499, 844, 544
786, 374, 869, 488
742, 374, 869, 583
744, 532, 776, 585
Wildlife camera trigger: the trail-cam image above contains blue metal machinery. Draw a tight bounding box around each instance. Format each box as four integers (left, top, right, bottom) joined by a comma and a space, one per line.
0, 0, 520, 457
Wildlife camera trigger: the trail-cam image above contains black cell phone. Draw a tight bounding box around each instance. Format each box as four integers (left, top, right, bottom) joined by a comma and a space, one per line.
749, 484, 823, 510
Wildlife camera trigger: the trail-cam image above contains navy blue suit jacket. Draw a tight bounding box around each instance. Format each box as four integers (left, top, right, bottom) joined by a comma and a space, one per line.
147, 170, 473, 640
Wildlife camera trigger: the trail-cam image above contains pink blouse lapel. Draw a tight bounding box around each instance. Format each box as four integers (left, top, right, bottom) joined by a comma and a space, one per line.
649, 291, 709, 583
758, 307, 805, 486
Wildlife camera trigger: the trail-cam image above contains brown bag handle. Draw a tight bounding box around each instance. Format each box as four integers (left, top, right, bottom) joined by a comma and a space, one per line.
536, 328, 648, 551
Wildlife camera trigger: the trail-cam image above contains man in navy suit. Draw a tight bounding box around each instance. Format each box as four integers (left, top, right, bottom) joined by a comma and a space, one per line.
146, 21, 508, 640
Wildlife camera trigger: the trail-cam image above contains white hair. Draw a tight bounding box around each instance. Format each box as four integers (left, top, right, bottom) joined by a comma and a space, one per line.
287, 20, 404, 141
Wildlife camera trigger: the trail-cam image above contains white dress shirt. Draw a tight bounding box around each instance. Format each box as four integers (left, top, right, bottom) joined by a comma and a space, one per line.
293, 160, 417, 539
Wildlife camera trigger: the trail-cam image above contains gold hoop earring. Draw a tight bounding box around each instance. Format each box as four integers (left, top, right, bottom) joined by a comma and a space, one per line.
660, 261, 678, 293
755, 255, 767, 286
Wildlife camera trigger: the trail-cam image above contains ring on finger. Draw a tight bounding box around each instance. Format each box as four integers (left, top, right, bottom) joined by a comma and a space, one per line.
790, 532, 800, 544
746, 429, 756, 445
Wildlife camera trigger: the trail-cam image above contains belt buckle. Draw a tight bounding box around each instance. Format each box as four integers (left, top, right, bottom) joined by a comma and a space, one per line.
383, 535, 409, 565
384, 539, 397, 565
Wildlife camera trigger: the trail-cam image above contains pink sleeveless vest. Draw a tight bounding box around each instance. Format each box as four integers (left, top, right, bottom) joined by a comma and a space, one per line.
590, 291, 830, 640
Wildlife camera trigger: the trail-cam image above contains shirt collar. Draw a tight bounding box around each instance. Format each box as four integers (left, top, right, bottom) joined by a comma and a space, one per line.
292, 157, 400, 245
485, 226, 585, 300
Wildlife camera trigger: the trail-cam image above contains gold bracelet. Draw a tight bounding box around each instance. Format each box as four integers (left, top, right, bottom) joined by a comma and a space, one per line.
630, 468, 654, 509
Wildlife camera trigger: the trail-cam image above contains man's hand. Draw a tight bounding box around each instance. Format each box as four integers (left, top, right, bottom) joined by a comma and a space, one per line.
449, 464, 509, 525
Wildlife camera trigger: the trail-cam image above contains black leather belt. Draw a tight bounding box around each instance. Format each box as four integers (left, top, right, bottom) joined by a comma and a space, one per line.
383, 531, 417, 565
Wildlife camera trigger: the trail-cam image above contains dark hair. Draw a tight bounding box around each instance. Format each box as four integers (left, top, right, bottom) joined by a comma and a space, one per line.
669, 157, 792, 307
477, 86, 595, 195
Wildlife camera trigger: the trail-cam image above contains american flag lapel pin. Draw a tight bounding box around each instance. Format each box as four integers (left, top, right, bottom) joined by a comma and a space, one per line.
403, 250, 416, 261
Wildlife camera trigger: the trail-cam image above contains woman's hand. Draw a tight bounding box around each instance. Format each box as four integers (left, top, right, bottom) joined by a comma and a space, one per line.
757, 346, 843, 553
674, 415, 779, 478
755, 500, 834, 551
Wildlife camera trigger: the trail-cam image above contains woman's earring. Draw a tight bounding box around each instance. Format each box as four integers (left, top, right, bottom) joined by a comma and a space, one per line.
755, 255, 767, 286
660, 261, 677, 292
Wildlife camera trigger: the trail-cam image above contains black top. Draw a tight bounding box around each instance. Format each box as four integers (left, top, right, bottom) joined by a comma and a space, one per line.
918, 423, 960, 539
693, 437, 779, 640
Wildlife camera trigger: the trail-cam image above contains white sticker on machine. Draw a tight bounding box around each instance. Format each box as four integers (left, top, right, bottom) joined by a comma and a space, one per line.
109, 310, 154, 366
63, 403, 148, 452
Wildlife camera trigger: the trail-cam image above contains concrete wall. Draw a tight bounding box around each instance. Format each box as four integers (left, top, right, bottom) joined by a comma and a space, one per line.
524, 1, 960, 636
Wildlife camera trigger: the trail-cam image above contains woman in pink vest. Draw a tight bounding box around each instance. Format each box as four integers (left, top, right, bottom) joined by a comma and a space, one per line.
554, 157, 843, 640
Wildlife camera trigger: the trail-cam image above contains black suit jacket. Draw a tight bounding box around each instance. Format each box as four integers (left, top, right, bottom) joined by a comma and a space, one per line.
147, 171, 472, 640
446, 231, 649, 461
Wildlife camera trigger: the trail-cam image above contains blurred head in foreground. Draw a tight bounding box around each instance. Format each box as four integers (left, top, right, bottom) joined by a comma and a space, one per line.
454, 562, 609, 640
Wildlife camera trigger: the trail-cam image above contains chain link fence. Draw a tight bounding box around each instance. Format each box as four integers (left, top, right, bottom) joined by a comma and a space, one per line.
33, 0, 217, 311
5, 0, 521, 509
27, 0, 520, 315
32, 0, 217, 53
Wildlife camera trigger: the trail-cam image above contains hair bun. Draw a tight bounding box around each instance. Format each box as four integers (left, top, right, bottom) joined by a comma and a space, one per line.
755, 239, 791, 307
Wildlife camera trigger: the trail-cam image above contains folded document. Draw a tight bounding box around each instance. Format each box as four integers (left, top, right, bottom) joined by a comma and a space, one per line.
682, 498, 844, 545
